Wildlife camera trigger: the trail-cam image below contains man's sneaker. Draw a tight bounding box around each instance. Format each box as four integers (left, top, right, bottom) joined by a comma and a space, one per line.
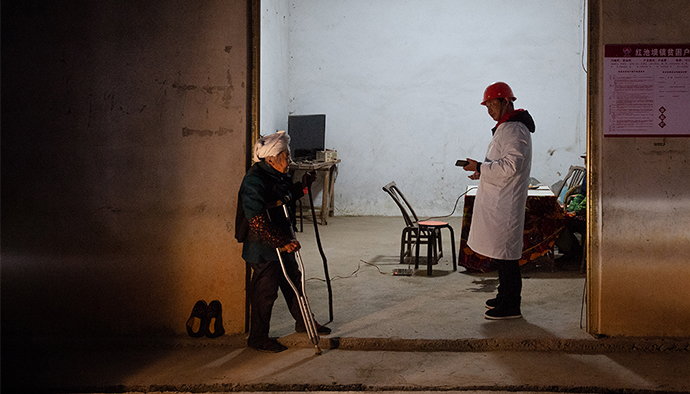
485, 297, 501, 309
485, 306, 522, 320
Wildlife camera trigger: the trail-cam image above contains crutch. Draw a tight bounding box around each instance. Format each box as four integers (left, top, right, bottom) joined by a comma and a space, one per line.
274, 203, 322, 355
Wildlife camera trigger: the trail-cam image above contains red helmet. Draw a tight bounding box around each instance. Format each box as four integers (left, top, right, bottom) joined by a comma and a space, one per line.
481, 82, 516, 105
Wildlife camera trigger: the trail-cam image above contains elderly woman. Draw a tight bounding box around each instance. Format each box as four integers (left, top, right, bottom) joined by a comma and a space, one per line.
239, 131, 330, 352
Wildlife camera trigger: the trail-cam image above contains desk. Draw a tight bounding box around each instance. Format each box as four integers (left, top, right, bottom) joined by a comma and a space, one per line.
290, 159, 340, 225
459, 186, 566, 272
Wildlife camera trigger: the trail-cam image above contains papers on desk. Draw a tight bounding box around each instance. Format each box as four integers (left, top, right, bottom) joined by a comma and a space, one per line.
528, 185, 556, 196
465, 184, 554, 197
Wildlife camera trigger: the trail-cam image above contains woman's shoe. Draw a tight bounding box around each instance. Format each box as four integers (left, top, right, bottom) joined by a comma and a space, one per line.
295, 323, 331, 335
186, 300, 209, 338
206, 300, 225, 338
250, 338, 288, 353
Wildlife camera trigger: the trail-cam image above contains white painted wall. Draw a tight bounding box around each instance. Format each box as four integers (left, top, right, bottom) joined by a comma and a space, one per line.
261, 0, 291, 136
263, 0, 587, 216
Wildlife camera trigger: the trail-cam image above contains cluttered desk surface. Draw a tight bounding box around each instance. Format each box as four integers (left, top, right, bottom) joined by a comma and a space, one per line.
290, 159, 341, 170
289, 159, 340, 225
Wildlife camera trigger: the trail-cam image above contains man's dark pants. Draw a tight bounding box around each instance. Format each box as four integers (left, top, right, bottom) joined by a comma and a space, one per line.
496, 258, 522, 308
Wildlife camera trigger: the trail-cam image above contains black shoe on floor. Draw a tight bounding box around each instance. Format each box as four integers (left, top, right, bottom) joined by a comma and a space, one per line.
485, 306, 522, 320
485, 297, 501, 310
206, 300, 225, 338
295, 324, 331, 335
249, 338, 288, 353
185, 300, 209, 338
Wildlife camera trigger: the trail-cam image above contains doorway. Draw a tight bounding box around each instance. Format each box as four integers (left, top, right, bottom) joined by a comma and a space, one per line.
253, 0, 590, 340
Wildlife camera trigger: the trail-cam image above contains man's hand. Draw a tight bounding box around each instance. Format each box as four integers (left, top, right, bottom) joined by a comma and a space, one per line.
280, 240, 301, 253
462, 158, 479, 172
462, 158, 481, 180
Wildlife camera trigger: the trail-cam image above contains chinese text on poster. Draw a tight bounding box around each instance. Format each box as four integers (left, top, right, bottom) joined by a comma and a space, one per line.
604, 44, 690, 137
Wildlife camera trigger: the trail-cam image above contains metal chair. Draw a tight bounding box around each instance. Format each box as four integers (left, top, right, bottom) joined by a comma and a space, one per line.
554, 165, 585, 205
382, 181, 456, 275
554, 166, 587, 272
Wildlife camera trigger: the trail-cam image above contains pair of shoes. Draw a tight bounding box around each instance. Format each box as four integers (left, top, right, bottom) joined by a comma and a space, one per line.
185, 300, 225, 338
295, 323, 332, 335
485, 306, 522, 320
249, 338, 288, 353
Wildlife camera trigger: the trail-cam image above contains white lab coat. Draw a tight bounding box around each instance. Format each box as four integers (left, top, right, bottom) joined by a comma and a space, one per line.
467, 120, 532, 260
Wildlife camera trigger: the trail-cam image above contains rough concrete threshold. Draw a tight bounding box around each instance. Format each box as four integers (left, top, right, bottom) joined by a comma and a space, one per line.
39, 334, 690, 354
280, 334, 690, 353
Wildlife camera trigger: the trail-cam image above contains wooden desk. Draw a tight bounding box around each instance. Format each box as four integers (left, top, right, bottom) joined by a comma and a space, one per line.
459, 186, 566, 272
290, 159, 340, 225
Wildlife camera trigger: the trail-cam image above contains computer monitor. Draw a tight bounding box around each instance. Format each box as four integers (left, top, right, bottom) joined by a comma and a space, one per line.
288, 114, 325, 160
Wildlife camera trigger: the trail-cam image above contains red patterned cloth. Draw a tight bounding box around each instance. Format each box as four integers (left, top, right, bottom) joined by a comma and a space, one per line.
459, 195, 567, 272
248, 212, 292, 249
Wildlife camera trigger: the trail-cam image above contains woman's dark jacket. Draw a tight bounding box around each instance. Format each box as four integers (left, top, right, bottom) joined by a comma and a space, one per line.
239, 161, 304, 264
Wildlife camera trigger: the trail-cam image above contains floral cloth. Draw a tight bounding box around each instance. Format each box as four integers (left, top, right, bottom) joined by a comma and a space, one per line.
459, 195, 567, 272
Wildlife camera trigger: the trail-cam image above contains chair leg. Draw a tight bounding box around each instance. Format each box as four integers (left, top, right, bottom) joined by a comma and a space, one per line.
400, 230, 407, 264
437, 229, 444, 259
427, 229, 436, 276
414, 228, 421, 270
447, 226, 457, 271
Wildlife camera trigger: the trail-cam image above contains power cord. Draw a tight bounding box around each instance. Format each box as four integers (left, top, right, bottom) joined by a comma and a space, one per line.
424, 186, 477, 220
307, 259, 389, 282
306, 187, 478, 282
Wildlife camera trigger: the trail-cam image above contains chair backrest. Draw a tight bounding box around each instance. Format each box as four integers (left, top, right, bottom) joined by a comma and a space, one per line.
382, 181, 420, 227
555, 165, 586, 201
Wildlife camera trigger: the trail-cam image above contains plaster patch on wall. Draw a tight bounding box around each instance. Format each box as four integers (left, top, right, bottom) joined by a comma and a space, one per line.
172, 82, 197, 91
172, 79, 234, 108
182, 127, 234, 137
223, 71, 235, 108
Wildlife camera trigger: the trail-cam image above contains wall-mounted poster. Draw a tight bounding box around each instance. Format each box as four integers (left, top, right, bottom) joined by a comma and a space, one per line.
604, 44, 690, 137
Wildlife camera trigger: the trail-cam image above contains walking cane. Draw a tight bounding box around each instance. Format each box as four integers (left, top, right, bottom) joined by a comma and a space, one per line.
274, 203, 322, 355
307, 185, 333, 323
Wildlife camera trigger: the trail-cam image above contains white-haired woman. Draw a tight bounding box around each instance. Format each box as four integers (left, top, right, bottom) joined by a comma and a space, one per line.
238, 131, 330, 352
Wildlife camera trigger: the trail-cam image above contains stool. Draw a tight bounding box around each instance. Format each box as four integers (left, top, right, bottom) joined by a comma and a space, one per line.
413, 221, 457, 276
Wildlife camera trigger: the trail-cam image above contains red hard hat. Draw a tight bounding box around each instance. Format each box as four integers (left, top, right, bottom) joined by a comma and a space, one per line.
481, 82, 516, 105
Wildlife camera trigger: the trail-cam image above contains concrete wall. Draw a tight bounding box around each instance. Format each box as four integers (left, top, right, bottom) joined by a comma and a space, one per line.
589, 0, 690, 336
1, 0, 249, 337
275, 0, 587, 216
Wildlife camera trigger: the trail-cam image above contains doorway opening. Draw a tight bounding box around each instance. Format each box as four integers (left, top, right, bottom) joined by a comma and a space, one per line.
252, 0, 590, 341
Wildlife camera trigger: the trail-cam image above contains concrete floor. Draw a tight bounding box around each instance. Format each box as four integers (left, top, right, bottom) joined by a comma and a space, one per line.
276, 216, 590, 342
4, 216, 690, 393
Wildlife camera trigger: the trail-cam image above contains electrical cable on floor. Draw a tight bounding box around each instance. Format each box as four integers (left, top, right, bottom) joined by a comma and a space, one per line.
307, 259, 388, 283
580, 275, 587, 329
305, 187, 479, 284
581, 0, 588, 74
305, 185, 479, 284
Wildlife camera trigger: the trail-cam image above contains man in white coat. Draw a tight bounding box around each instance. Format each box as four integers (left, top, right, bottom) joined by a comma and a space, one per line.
463, 82, 535, 320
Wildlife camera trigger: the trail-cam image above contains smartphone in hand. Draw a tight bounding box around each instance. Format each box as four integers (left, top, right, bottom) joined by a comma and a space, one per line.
455, 159, 469, 167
